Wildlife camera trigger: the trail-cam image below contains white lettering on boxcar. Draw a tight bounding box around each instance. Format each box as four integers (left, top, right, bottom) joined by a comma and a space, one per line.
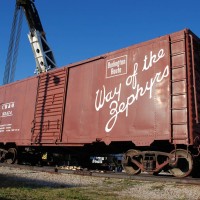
95, 84, 121, 111
95, 48, 169, 133
106, 55, 127, 78
142, 49, 165, 71
104, 65, 169, 132
0, 124, 19, 133
1, 102, 14, 118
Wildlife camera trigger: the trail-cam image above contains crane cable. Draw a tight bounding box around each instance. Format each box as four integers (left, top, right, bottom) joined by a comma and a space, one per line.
3, 5, 23, 85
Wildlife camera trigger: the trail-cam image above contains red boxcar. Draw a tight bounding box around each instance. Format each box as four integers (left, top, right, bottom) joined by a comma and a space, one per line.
0, 29, 200, 177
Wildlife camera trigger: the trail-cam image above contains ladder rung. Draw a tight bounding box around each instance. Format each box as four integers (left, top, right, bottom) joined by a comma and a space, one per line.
171, 52, 185, 56
171, 122, 187, 125
170, 38, 185, 44
171, 137, 187, 140
171, 92, 186, 96
171, 107, 187, 110
171, 78, 186, 83
171, 65, 186, 69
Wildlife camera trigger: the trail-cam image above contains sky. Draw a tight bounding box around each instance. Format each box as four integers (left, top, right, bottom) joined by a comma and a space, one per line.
0, 0, 200, 85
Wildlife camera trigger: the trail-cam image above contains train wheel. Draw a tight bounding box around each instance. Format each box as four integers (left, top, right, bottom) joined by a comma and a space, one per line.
168, 149, 193, 178
0, 150, 5, 162
122, 149, 142, 175
5, 148, 17, 164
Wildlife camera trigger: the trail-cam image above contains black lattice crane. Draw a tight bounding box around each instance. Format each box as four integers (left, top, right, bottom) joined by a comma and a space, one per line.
3, 0, 56, 85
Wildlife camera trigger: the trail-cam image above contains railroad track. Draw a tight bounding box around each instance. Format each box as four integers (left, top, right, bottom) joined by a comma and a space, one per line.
0, 163, 200, 185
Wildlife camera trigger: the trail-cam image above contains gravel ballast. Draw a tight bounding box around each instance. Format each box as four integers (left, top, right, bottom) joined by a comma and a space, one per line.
0, 166, 200, 200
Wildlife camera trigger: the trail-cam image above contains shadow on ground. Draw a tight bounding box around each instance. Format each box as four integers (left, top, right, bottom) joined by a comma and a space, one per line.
0, 173, 77, 189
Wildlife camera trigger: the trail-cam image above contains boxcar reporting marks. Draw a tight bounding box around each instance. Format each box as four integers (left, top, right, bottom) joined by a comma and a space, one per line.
1, 102, 15, 118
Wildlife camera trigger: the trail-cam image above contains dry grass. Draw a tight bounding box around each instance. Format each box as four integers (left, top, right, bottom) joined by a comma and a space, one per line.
0, 176, 139, 200
1, 174, 200, 200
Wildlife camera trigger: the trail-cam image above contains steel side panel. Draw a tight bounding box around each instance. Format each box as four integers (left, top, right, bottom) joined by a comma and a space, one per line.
186, 31, 200, 146
63, 36, 171, 146
0, 77, 38, 145
32, 68, 68, 144
2, 29, 199, 148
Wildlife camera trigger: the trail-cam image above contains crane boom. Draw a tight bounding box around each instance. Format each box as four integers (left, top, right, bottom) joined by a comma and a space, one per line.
16, 0, 56, 74
3, 5, 23, 85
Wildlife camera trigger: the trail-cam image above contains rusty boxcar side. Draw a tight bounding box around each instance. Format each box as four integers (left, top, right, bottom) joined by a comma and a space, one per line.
0, 29, 200, 177
63, 35, 170, 146
0, 77, 38, 145
60, 29, 200, 148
